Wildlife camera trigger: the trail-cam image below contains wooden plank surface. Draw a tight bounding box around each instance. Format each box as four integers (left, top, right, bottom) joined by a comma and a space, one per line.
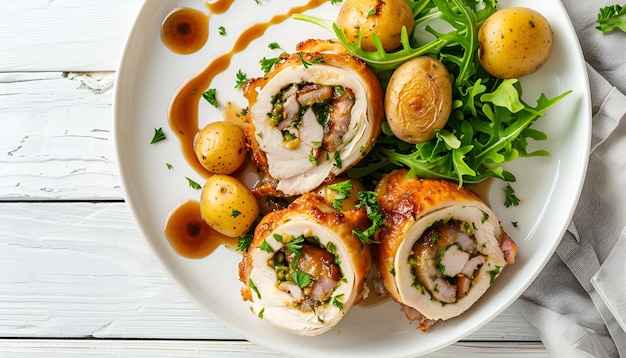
0, 0, 143, 72
0, 340, 549, 357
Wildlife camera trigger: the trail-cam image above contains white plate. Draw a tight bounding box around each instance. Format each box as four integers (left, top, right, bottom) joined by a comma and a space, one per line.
114, 1, 591, 357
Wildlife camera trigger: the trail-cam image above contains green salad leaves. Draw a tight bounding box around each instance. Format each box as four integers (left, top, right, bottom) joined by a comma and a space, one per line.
296, 0, 570, 187
597, 4, 626, 34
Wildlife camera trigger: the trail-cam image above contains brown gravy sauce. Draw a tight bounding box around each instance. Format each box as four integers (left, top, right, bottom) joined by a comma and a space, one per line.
164, 0, 327, 258
164, 200, 237, 258
161, 8, 209, 55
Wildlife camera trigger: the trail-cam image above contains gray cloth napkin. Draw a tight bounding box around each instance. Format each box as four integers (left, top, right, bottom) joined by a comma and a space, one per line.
517, 1, 626, 357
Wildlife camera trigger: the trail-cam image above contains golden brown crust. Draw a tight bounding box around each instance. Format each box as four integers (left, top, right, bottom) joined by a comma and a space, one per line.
374, 169, 488, 300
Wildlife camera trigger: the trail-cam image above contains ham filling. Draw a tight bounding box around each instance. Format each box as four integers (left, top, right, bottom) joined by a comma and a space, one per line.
267, 83, 355, 159
410, 220, 487, 303
271, 238, 341, 311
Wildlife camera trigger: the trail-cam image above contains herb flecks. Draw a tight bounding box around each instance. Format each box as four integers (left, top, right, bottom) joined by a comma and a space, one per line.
150, 127, 166, 144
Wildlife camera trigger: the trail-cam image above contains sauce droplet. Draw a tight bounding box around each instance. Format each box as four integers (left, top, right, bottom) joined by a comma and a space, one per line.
161, 8, 209, 54
164, 200, 236, 258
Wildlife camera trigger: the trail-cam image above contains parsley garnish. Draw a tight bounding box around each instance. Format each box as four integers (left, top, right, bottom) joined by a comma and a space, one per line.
352, 191, 384, 244
259, 57, 281, 75
332, 294, 345, 310
202, 88, 218, 108
291, 270, 312, 288
150, 127, 166, 144
234, 69, 248, 89
512, 221, 519, 228
488, 265, 502, 284
185, 177, 201, 190
327, 180, 353, 211
503, 184, 520, 207
259, 240, 274, 254
231, 209, 241, 218
284, 236, 304, 253
367, 9, 376, 17
308, 153, 318, 165
597, 4, 626, 34
249, 279, 261, 299
166, 163, 173, 170
257, 307, 264, 318
218, 26, 226, 35
297, 52, 324, 68
333, 151, 343, 169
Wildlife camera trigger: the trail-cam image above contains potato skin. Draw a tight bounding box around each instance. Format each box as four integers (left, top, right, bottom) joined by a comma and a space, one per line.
194, 121, 247, 174
200, 175, 259, 237
337, 0, 414, 52
384, 56, 452, 144
478, 7, 553, 79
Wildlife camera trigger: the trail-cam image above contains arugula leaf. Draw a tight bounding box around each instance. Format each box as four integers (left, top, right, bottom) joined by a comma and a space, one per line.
597, 4, 626, 34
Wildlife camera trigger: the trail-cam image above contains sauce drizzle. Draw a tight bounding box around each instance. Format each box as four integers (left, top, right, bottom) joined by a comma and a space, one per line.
168, 0, 327, 178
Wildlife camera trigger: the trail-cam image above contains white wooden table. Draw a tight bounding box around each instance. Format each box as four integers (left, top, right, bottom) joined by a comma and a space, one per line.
0, 1, 550, 356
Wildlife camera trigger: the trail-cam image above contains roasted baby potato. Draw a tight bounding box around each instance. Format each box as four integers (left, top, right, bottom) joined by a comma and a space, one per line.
337, 0, 414, 52
194, 121, 247, 174
384, 56, 452, 144
200, 175, 259, 237
478, 7, 553, 79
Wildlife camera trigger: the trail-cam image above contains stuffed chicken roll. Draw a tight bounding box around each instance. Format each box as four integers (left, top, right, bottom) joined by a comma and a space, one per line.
374, 169, 517, 331
238, 193, 371, 336
243, 39, 384, 196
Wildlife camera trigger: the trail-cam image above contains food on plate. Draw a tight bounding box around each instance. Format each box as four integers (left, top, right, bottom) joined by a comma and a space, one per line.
242, 39, 384, 197
374, 169, 517, 331
200, 174, 260, 237
238, 193, 371, 336
194, 121, 247, 174
478, 7, 553, 78
336, 0, 414, 52
314, 177, 365, 212
384, 56, 453, 144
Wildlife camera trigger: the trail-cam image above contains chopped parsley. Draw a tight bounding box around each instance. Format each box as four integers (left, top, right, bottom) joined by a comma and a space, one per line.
249, 279, 261, 299
166, 163, 173, 170
352, 191, 384, 244
488, 265, 502, 284
231, 209, 241, 218
234, 69, 248, 89
367, 9, 376, 17
150, 127, 166, 144
259, 239, 274, 254
332, 294, 345, 310
218, 26, 226, 35
333, 151, 343, 169
257, 307, 264, 318
298, 52, 325, 68
327, 180, 353, 210
202, 88, 218, 108
185, 177, 201, 190
291, 270, 312, 288
503, 184, 520, 207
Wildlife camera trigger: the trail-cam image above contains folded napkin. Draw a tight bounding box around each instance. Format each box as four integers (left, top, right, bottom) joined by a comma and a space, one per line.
518, 1, 626, 357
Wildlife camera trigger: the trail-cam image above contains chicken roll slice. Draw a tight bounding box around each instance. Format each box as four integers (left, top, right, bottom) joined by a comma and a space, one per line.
243, 40, 384, 196
374, 169, 517, 331
239, 193, 371, 336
